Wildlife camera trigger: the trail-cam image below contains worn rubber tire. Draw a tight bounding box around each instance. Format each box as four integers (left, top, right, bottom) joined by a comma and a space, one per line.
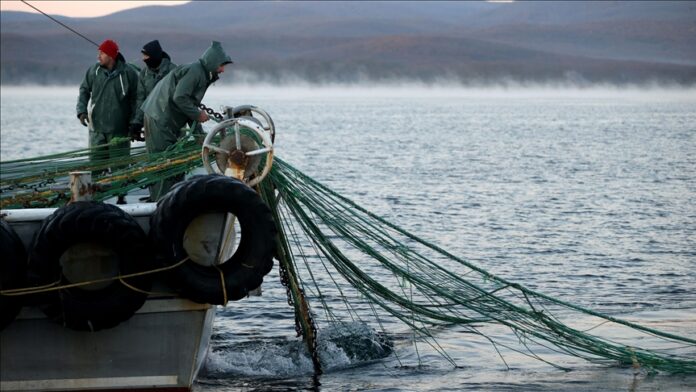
0, 219, 27, 330
28, 201, 152, 331
150, 175, 276, 304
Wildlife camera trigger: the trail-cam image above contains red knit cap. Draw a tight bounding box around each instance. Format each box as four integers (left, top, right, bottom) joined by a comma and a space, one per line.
98, 39, 119, 59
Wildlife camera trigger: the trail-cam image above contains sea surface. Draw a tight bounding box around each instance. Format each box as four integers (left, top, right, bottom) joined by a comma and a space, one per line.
2, 86, 695, 391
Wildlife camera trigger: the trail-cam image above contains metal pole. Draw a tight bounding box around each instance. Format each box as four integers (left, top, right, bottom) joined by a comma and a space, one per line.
69, 171, 93, 202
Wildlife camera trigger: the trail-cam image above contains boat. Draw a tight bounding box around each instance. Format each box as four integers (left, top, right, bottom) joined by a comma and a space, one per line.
0, 106, 277, 391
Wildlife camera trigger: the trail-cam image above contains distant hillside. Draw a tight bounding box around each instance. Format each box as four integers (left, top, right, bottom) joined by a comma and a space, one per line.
1, 1, 695, 85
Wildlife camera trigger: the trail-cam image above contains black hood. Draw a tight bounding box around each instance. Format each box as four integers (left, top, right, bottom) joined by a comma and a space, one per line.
142, 40, 162, 59
142, 40, 165, 69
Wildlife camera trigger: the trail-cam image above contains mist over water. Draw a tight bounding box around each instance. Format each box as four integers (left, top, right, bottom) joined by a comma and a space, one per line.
2, 81, 696, 98
1, 86, 695, 390
225, 82, 696, 100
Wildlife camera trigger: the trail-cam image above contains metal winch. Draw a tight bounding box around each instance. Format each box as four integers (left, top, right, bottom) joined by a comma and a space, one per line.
201, 105, 275, 186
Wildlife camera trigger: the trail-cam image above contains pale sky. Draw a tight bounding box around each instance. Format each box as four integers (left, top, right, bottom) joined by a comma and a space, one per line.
0, 1, 190, 18
1, 1, 516, 17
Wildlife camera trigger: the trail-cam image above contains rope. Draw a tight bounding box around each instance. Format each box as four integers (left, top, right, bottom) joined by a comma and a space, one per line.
118, 277, 178, 297
1, 257, 190, 296
213, 265, 228, 305
20, 1, 100, 47
1, 279, 61, 294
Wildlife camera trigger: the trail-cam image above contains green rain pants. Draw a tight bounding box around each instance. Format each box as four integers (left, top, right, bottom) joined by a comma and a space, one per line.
144, 115, 185, 201
89, 131, 130, 175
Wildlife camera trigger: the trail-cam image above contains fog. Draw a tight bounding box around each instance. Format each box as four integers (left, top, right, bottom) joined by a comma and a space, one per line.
2, 82, 695, 102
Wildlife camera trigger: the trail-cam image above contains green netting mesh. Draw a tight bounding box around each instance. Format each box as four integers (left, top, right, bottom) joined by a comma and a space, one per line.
259, 158, 695, 373
1, 140, 694, 374
1, 131, 219, 208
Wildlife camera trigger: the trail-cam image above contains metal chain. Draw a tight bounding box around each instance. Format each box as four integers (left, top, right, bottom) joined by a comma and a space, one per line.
266, 188, 322, 375
277, 249, 322, 373
198, 103, 224, 122
301, 286, 322, 375
278, 259, 295, 307
278, 259, 302, 336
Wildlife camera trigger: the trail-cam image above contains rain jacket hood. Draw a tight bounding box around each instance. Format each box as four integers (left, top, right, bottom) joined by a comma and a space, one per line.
115, 52, 126, 65
141, 41, 231, 127
134, 55, 177, 124
199, 41, 233, 76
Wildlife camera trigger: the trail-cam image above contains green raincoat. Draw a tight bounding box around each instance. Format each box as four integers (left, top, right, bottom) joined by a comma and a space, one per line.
133, 55, 177, 124
76, 53, 139, 163
141, 41, 232, 200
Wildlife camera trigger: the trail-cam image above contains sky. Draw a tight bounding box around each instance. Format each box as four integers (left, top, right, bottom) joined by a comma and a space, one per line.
0, 0, 189, 17
0, 1, 516, 17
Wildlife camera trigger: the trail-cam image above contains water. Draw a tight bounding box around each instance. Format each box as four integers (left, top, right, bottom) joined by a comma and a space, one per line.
2, 86, 695, 390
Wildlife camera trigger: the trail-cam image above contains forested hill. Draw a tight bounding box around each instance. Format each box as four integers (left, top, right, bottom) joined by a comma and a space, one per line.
2, 1, 695, 85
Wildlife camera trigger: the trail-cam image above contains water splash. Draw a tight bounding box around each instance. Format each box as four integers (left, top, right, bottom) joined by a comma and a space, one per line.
200, 322, 393, 378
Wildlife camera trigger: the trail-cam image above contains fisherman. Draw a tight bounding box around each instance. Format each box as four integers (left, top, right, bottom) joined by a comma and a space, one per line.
76, 39, 139, 204
141, 41, 233, 200
129, 40, 177, 142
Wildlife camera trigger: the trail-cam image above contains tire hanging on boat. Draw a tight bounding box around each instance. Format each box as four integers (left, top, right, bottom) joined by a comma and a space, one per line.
150, 175, 276, 304
28, 201, 152, 331
0, 219, 28, 330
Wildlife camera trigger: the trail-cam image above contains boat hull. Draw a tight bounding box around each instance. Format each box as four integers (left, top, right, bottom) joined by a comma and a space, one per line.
1, 204, 215, 391
0, 298, 214, 391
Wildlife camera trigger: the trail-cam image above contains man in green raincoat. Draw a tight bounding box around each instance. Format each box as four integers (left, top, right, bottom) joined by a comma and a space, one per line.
76, 39, 139, 204
129, 40, 177, 142
141, 41, 233, 200
77, 39, 139, 164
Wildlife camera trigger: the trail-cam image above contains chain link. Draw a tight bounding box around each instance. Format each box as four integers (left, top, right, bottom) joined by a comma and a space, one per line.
278, 258, 302, 336
301, 286, 322, 375
198, 103, 224, 122
278, 260, 295, 307
277, 254, 322, 374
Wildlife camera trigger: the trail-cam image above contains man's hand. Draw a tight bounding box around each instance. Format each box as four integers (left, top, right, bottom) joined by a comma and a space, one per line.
78, 113, 89, 127
198, 110, 210, 123
129, 123, 145, 142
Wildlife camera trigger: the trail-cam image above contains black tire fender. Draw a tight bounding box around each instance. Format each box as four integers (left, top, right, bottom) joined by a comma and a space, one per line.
28, 201, 152, 331
150, 175, 276, 304
0, 219, 28, 330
